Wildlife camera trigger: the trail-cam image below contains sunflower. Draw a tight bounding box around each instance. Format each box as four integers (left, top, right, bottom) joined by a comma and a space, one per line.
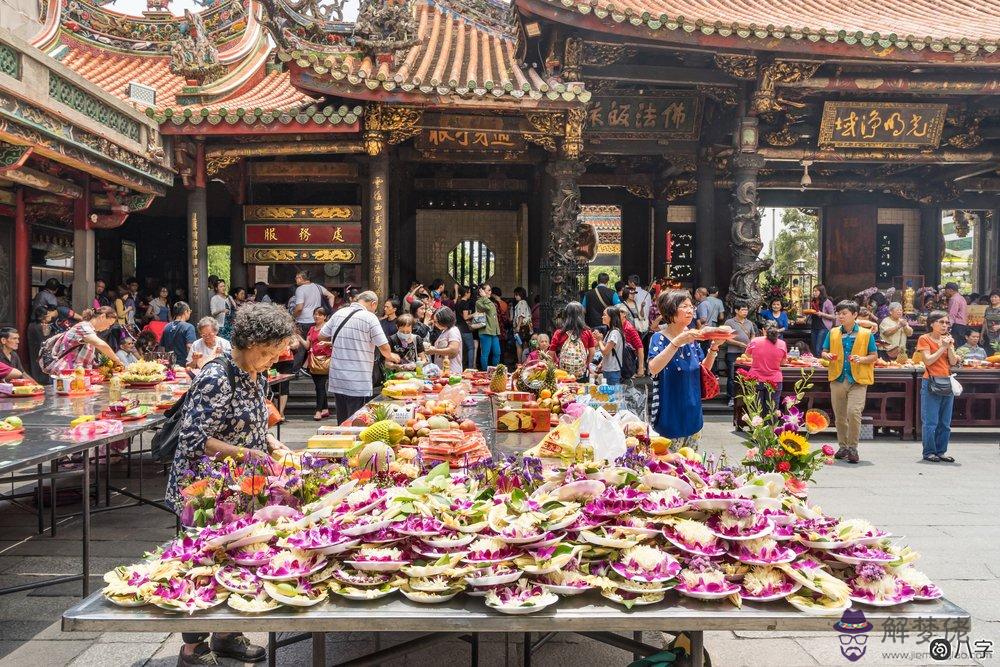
778, 431, 810, 457
804, 409, 830, 435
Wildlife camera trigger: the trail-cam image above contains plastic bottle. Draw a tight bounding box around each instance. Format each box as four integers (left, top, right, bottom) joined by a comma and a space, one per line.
71, 366, 86, 393
575, 432, 593, 463
109, 373, 123, 401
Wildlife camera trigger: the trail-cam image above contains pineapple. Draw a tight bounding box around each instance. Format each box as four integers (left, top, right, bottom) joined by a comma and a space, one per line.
489, 364, 508, 393
541, 360, 557, 396
359, 404, 404, 444
370, 404, 392, 422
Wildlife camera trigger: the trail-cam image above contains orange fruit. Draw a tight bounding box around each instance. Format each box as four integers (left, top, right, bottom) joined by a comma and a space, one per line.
539, 389, 552, 399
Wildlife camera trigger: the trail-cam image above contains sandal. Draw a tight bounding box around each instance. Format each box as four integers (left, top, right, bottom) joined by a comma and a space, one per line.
923, 455, 942, 462
938, 455, 955, 463
313, 412, 323, 421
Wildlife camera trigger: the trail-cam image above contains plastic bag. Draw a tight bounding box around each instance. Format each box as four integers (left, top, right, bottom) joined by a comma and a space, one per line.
950, 374, 963, 397
576, 406, 626, 463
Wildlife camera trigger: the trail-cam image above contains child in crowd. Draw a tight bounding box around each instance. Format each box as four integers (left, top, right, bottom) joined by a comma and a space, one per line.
526, 333, 558, 366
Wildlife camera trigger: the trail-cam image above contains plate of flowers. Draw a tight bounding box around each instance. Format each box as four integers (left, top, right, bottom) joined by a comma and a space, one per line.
307, 562, 339, 584
600, 589, 666, 608
422, 532, 477, 549
583, 487, 647, 518
407, 576, 466, 594
462, 538, 521, 565
395, 515, 446, 538
674, 558, 741, 600
149, 576, 228, 614
894, 567, 943, 601
639, 488, 689, 515
201, 518, 261, 550
400, 586, 462, 604
285, 526, 359, 555
344, 547, 408, 572
611, 545, 681, 583
738, 566, 801, 602
364, 526, 403, 545
214, 565, 260, 595
404, 554, 468, 578
334, 485, 387, 515
227, 592, 281, 614
258, 550, 328, 580
330, 582, 398, 601
535, 571, 592, 596
516, 544, 580, 575
340, 514, 397, 537
262, 579, 327, 607
728, 537, 796, 566
330, 567, 396, 587
661, 519, 728, 557
227, 525, 277, 550
102, 564, 153, 607
229, 543, 281, 568
606, 578, 676, 595
847, 563, 915, 606
642, 472, 694, 496
828, 542, 896, 565
706, 501, 773, 541
579, 527, 644, 550
605, 515, 661, 537
410, 541, 470, 560
785, 589, 851, 616
485, 582, 559, 615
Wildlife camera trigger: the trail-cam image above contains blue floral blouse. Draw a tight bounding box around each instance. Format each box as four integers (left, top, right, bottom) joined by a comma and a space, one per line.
166, 360, 269, 512
648, 332, 704, 439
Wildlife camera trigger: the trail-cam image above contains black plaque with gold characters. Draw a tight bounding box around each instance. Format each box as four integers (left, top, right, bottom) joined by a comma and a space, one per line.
819, 101, 947, 149
586, 93, 703, 141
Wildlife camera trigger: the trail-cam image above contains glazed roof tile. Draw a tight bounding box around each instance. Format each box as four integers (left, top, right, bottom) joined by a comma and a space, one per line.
284, 0, 588, 104
527, 0, 1000, 54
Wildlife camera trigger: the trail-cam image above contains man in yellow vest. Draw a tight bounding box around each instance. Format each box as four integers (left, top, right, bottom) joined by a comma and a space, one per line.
821, 300, 878, 464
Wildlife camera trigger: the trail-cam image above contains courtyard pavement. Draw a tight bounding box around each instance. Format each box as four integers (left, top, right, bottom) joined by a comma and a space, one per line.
0, 415, 997, 666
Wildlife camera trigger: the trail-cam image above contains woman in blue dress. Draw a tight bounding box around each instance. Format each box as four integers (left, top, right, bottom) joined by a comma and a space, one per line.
758, 297, 790, 335
648, 290, 722, 448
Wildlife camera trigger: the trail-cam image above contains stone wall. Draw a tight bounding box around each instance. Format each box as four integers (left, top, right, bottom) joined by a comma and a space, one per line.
414, 209, 522, 294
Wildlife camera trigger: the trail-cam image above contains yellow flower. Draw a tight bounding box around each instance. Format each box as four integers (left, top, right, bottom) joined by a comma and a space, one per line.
778, 432, 810, 457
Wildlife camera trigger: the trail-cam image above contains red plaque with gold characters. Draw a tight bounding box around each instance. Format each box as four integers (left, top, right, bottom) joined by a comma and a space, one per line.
244, 224, 361, 246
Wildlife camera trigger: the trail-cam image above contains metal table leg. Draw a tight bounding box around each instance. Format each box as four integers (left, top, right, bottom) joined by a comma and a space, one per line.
50, 460, 58, 537
523, 633, 531, 667
82, 454, 91, 597
267, 632, 277, 667
469, 632, 479, 667
633, 631, 642, 662
36, 464, 44, 534
690, 631, 705, 667
312, 632, 325, 667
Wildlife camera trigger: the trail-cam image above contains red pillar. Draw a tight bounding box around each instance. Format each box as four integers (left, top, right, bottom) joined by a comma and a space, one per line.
14, 187, 28, 342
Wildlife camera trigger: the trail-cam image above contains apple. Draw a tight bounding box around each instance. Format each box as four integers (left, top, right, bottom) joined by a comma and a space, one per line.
459, 420, 476, 433
4, 416, 22, 429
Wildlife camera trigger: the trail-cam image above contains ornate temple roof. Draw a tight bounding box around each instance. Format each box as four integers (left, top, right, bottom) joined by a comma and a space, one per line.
519, 0, 1000, 56
281, 0, 586, 107
31, 0, 329, 126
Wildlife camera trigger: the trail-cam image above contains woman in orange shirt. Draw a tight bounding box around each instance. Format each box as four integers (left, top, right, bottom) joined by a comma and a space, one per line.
915, 311, 959, 463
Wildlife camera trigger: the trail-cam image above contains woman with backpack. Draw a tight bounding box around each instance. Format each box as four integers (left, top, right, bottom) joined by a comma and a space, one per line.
550, 301, 596, 382
595, 306, 633, 385
42, 307, 122, 375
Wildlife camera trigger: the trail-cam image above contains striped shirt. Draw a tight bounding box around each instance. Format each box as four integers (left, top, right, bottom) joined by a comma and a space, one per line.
321, 304, 388, 397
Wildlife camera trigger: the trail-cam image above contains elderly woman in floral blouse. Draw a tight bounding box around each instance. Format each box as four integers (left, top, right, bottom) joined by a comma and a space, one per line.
167, 303, 295, 666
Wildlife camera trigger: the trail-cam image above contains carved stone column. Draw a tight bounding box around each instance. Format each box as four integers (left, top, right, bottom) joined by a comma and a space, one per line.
71, 175, 93, 316
727, 152, 770, 312
539, 158, 586, 329
652, 186, 668, 281
368, 153, 389, 299
14, 187, 29, 340
187, 142, 209, 319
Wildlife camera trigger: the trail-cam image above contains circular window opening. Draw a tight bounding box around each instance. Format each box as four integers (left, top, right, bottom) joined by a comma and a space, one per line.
448, 240, 495, 287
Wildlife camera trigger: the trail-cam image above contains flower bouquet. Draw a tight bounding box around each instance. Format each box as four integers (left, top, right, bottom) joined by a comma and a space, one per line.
847, 563, 915, 606
674, 557, 740, 600
706, 500, 773, 541
728, 536, 796, 566
227, 591, 282, 613
257, 549, 328, 580
611, 545, 681, 583
662, 519, 727, 557
262, 579, 327, 607
894, 566, 943, 601
535, 570, 593, 596
344, 547, 408, 572
214, 564, 261, 595
739, 566, 801, 602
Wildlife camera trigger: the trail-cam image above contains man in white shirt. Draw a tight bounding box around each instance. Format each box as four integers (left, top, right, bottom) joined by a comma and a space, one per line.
319, 291, 400, 421
186, 317, 232, 369
292, 271, 334, 337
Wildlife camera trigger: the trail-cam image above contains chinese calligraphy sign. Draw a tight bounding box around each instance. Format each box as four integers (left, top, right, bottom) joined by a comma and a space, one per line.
244, 224, 362, 248
819, 102, 947, 149
415, 113, 527, 154
586, 94, 703, 141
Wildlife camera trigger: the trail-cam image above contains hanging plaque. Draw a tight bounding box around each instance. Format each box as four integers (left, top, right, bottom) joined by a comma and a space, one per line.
819, 101, 947, 149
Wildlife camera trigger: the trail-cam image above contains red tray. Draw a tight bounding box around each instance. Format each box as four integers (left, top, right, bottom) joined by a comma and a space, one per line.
125, 381, 163, 388
2, 390, 45, 398
0, 427, 26, 437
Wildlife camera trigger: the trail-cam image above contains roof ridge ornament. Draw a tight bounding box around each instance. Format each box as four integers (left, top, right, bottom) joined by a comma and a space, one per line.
352, 0, 421, 65
169, 8, 226, 85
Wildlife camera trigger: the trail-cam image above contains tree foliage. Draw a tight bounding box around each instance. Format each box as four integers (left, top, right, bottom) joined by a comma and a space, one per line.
207, 246, 231, 286
772, 209, 819, 279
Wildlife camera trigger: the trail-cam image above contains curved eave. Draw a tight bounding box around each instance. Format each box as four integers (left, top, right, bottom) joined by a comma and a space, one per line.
152, 104, 362, 134
285, 61, 588, 110
516, 0, 1000, 64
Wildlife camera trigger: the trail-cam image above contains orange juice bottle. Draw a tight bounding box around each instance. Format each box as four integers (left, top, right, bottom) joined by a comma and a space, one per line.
70, 366, 85, 392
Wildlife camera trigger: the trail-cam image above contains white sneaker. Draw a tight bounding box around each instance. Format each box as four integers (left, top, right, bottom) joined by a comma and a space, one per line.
727, 399, 734, 407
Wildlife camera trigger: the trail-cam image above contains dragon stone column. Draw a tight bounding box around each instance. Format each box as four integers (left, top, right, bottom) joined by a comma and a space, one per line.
726, 151, 770, 313
539, 158, 586, 330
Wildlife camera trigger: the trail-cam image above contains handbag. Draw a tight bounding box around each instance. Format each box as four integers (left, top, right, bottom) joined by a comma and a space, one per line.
927, 375, 953, 397
700, 364, 720, 400
469, 312, 488, 330
265, 398, 283, 427
307, 350, 331, 375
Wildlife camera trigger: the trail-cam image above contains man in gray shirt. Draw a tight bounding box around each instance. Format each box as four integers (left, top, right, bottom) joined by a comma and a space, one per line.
696, 286, 725, 327
320, 291, 400, 422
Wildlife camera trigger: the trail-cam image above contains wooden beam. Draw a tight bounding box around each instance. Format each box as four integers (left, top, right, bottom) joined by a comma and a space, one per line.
4, 166, 84, 198
412, 177, 529, 191
781, 76, 1000, 95
583, 64, 735, 87
205, 141, 365, 160
759, 147, 997, 164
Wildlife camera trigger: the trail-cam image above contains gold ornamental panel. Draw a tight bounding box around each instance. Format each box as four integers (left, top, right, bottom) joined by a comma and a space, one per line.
243, 205, 362, 222
243, 248, 360, 264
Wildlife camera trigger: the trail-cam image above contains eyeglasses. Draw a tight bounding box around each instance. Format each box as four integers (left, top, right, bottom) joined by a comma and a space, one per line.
839, 635, 868, 646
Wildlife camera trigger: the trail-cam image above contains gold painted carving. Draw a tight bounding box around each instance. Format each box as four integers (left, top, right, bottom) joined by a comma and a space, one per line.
753, 61, 816, 115
698, 85, 739, 107
525, 112, 562, 153
714, 54, 757, 80
562, 37, 583, 81
583, 43, 636, 66
243, 248, 360, 263
244, 205, 361, 221
364, 103, 423, 156
626, 185, 652, 199
206, 156, 239, 176
661, 181, 697, 202
563, 108, 585, 159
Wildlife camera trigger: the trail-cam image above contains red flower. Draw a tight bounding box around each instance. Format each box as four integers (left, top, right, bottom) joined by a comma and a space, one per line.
351, 469, 373, 482
777, 461, 791, 473
821, 444, 836, 456
763, 448, 777, 458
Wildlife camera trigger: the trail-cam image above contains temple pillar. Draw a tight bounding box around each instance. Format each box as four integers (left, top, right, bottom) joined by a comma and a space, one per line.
652, 190, 668, 282
229, 162, 246, 290
187, 142, 208, 318
727, 117, 770, 311
620, 194, 649, 283
919, 206, 942, 287
71, 176, 94, 315
14, 187, 28, 340
368, 152, 389, 298
539, 158, 585, 330
695, 155, 717, 288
